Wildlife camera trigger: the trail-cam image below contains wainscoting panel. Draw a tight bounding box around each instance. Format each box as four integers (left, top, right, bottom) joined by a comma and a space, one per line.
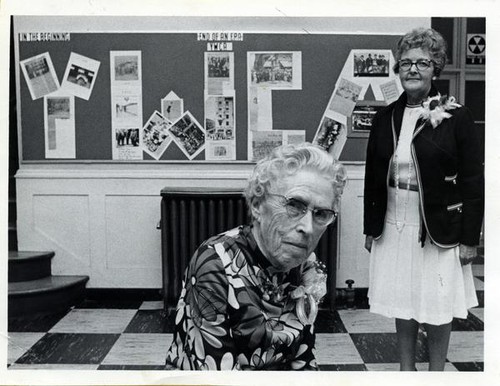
15, 163, 365, 288
104, 195, 162, 270
32, 194, 92, 274
15, 164, 253, 288
337, 166, 370, 288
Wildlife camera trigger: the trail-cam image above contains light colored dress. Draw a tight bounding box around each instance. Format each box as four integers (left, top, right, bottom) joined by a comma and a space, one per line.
368, 105, 478, 325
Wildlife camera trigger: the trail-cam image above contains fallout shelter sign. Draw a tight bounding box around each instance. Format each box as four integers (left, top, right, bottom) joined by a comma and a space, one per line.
466, 34, 485, 65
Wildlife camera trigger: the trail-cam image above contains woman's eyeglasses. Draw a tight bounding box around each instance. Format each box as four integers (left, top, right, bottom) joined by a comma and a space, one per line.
267, 193, 337, 226
398, 59, 434, 71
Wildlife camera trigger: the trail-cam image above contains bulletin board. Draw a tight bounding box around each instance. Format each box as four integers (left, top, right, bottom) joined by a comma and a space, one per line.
14, 17, 403, 162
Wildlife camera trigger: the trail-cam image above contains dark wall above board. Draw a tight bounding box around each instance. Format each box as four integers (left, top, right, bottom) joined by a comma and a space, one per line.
17, 31, 402, 162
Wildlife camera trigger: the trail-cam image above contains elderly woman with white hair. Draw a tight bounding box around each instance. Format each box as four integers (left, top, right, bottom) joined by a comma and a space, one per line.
166, 143, 346, 370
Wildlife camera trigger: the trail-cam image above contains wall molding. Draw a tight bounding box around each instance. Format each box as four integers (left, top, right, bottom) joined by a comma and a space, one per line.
16, 164, 255, 181
16, 162, 367, 181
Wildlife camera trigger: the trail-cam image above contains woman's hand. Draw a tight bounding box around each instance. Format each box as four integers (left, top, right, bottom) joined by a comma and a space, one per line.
365, 235, 374, 253
459, 244, 477, 266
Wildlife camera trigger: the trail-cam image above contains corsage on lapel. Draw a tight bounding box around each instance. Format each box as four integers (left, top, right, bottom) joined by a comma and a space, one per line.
420, 93, 461, 128
290, 260, 327, 325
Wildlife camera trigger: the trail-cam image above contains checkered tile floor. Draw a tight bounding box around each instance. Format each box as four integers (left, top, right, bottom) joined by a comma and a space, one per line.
8, 264, 484, 371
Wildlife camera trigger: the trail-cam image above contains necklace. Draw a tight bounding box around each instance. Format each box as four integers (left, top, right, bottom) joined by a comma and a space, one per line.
393, 139, 413, 233
392, 104, 420, 232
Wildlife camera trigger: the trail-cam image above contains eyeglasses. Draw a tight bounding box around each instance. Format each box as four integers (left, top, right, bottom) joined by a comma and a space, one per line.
267, 193, 337, 226
398, 59, 434, 71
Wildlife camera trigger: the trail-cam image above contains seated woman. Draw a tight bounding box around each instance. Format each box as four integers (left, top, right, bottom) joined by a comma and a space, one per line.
165, 143, 346, 370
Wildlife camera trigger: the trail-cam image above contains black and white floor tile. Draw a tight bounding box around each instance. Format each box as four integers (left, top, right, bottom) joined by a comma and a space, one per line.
8, 266, 484, 372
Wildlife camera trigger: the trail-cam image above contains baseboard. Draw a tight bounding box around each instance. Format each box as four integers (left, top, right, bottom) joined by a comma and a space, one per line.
84, 288, 163, 302
83, 287, 370, 310
331, 287, 369, 310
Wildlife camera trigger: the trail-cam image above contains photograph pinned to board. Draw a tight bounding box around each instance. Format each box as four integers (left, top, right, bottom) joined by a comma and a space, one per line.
20, 51, 60, 100
353, 49, 391, 77
379, 79, 401, 104
282, 129, 306, 146
205, 93, 236, 161
248, 51, 302, 90
251, 129, 305, 162
161, 91, 184, 122
348, 100, 387, 137
60, 52, 100, 100
112, 127, 142, 160
112, 95, 140, 126
111, 50, 142, 83
110, 50, 143, 160
205, 94, 235, 141
141, 110, 173, 160
43, 92, 75, 159
205, 141, 235, 161
168, 111, 206, 160
248, 86, 273, 131
252, 130, 283, 161
205, 51, 234, 95
328, 77, 363, 117
313, 115, 347, 160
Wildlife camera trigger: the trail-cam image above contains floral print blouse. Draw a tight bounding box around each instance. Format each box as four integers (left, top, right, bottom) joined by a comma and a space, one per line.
165, 225, 319, 370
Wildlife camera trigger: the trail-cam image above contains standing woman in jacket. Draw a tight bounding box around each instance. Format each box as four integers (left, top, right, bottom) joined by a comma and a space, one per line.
363, 28, 484, 371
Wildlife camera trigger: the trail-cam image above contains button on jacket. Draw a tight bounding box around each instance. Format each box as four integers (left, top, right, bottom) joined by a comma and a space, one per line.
363, 87, 484, 247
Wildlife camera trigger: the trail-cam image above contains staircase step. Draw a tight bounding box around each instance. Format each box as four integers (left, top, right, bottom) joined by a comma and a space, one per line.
8, 275, 88, 296
9, 275, 89, 317
8, 251, 54, 282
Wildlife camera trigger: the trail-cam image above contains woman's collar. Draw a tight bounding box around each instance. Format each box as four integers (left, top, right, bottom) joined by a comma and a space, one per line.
239, 224, 273, 270
240, 225, 300, 277
393, 82, 440, 131
398, 83, 440, 106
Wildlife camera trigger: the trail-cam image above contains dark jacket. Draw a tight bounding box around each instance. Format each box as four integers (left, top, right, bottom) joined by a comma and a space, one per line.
363, 87, 484, 247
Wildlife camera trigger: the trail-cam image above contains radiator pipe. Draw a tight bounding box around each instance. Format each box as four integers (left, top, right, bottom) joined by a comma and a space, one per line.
334, 279, 356, 309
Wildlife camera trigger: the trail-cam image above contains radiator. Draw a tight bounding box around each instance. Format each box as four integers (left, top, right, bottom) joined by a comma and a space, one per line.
160, 187, 338, 310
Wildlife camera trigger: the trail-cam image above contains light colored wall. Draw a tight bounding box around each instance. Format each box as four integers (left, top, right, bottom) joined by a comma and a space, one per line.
16, 163, 251, 288
16, 163, 369, 288
14, 16, 430, 34
337, 164, 370, 287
